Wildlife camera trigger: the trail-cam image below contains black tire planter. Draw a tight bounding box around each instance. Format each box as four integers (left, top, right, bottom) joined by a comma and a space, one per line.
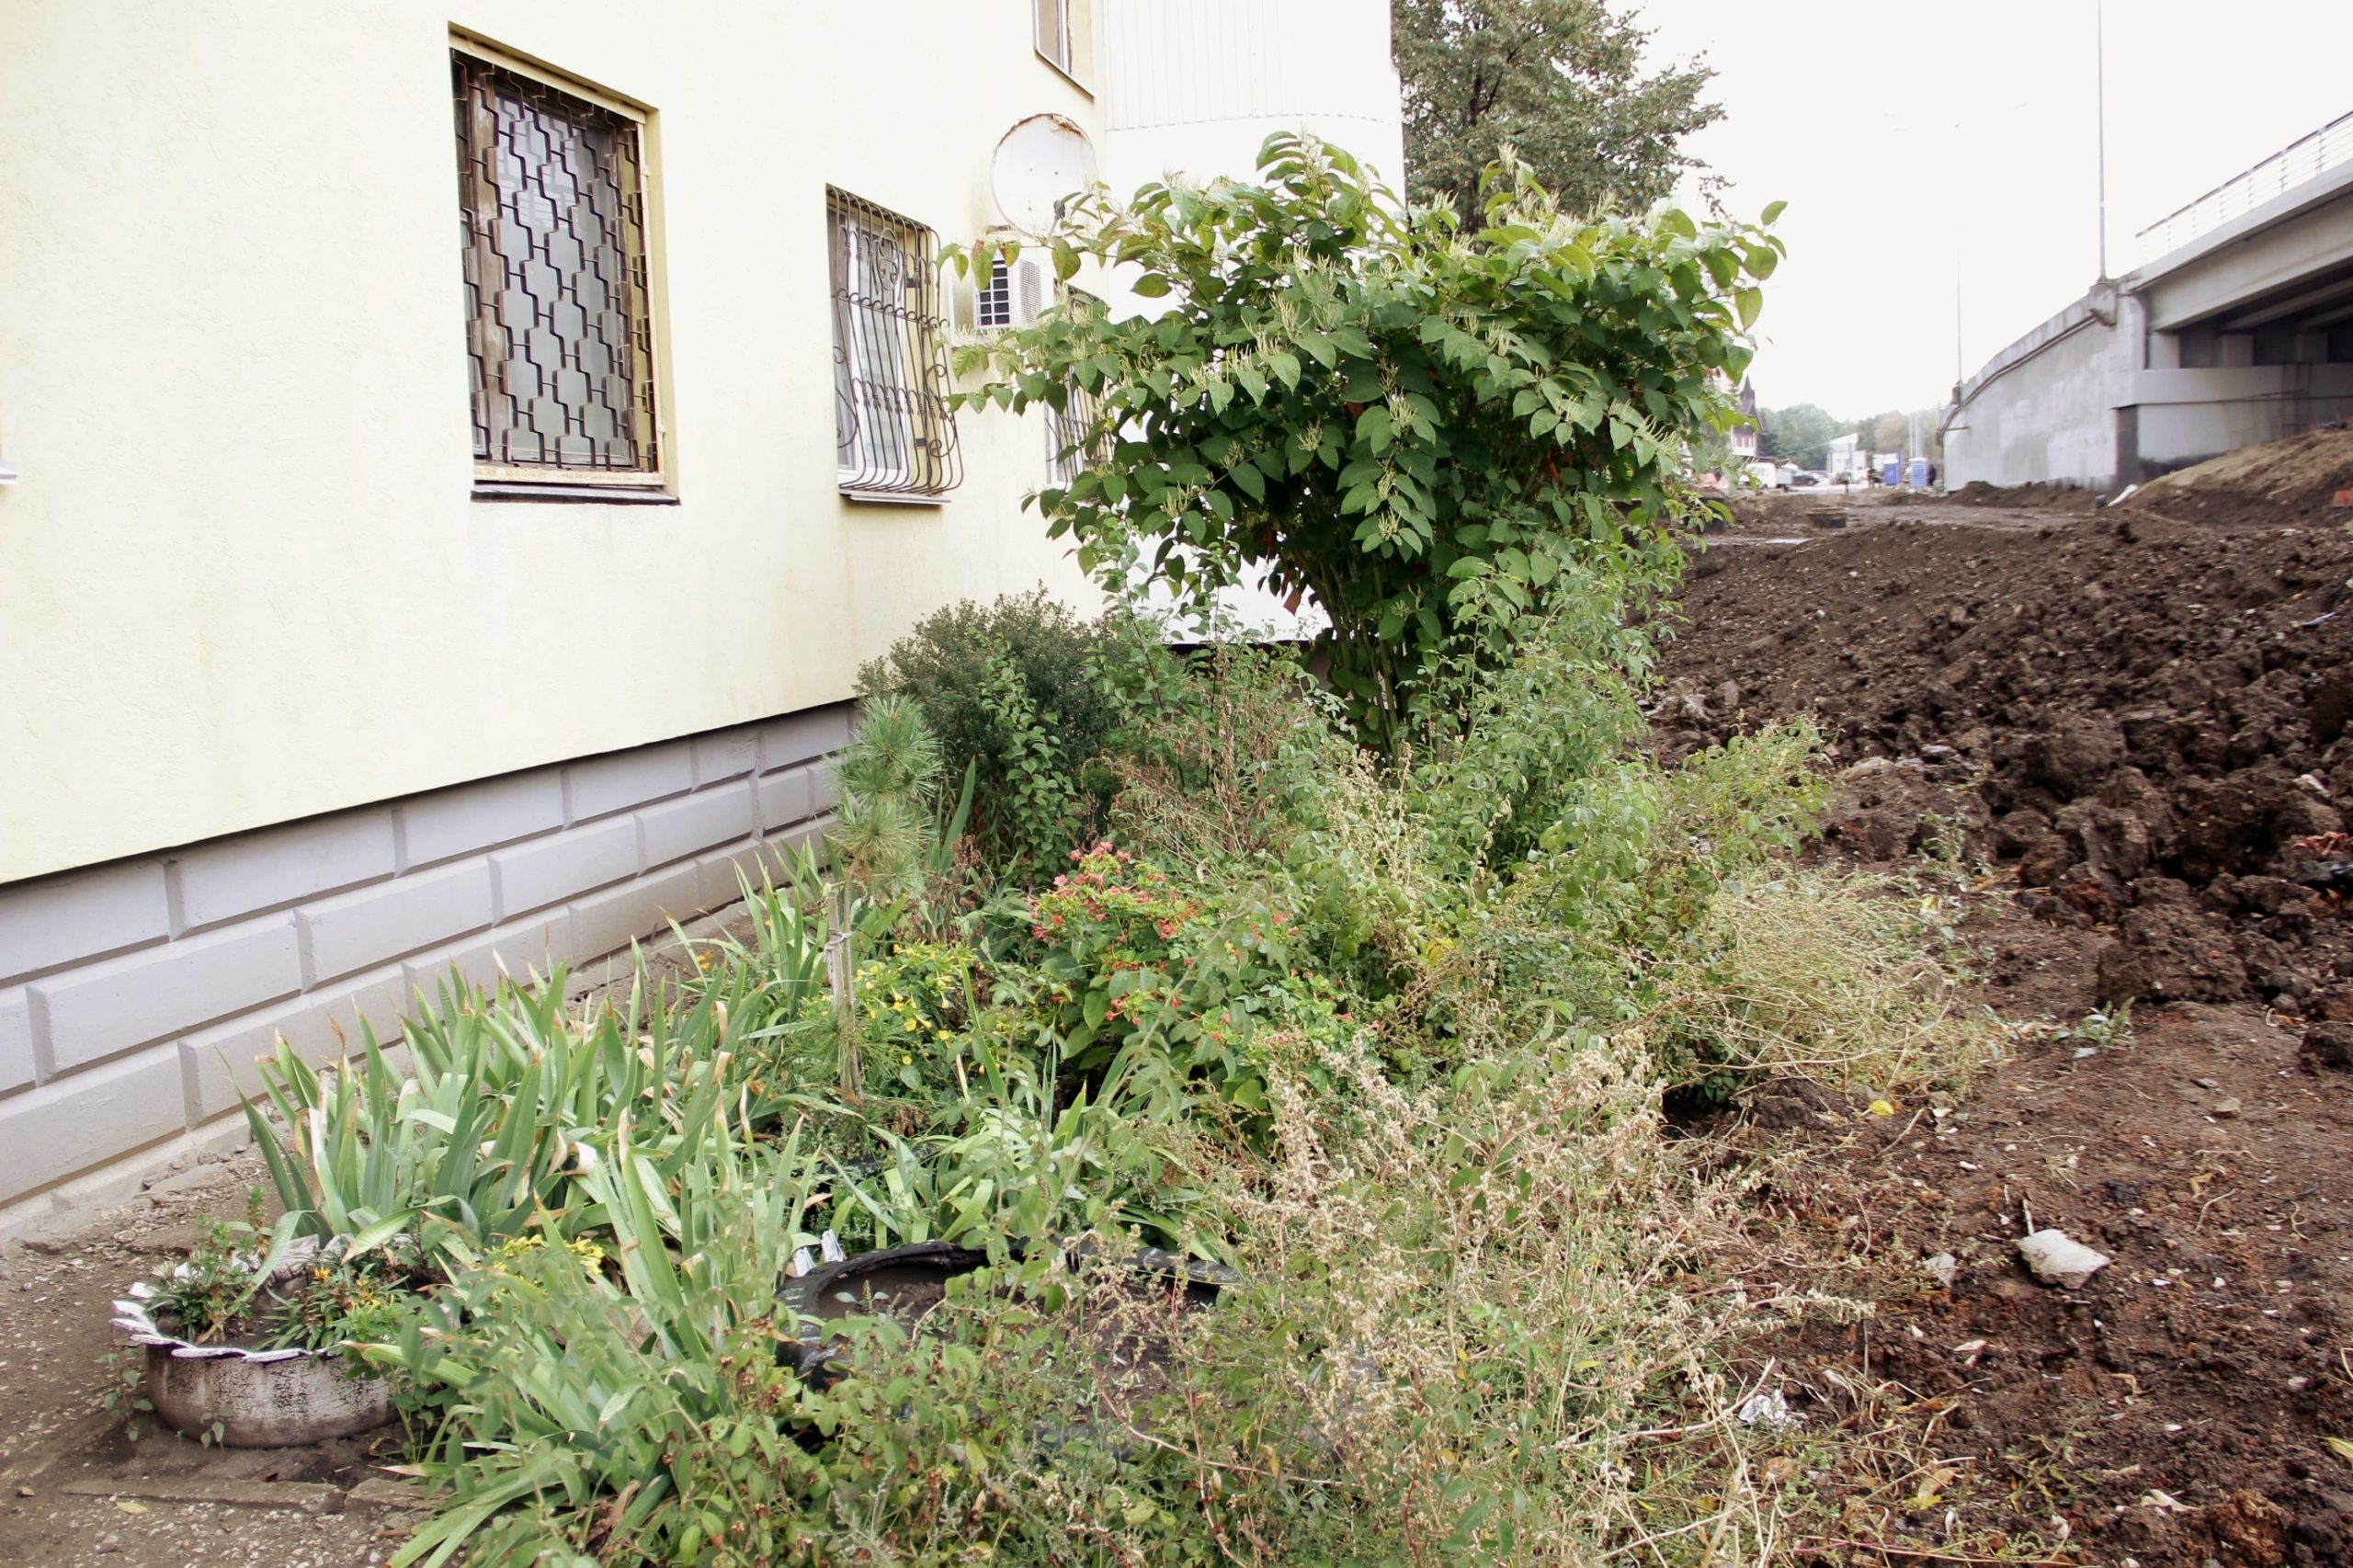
776, 1241, 1238, 1392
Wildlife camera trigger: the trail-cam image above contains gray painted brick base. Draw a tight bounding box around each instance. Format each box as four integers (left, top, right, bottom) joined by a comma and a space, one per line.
0, 703, 849, 1210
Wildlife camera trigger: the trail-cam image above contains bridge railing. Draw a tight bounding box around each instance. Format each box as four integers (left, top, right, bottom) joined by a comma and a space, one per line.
2130, 108, 2353, 271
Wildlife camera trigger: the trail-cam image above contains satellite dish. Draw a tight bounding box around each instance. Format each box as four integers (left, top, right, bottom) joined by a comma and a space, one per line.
992, 114, 1097, 235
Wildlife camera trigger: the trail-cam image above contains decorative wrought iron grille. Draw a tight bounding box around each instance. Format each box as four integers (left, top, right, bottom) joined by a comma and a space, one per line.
828, 190, 961, 497
1045, 383, 1113, 487
453, 53, 658, 476
1046, 290, 1114, 486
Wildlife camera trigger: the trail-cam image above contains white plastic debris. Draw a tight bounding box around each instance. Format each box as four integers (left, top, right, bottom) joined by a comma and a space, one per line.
1735, 1388, 1798, 1428
2018, 1228, 2110, 1290
1923, 1252, 1959, 1289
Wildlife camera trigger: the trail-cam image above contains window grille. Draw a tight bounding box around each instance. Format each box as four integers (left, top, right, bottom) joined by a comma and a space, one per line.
453, 52, 659, 478
1044, 383, 1112, 488
977, 260, 1015, 331
828, 189, 961, 497
1045, 290, 1114, 486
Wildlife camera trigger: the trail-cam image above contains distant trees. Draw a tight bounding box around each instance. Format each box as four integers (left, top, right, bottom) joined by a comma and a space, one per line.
1392, 0, 1721, 230
1755, 403, 1838, 470
1754, 404, 1944, 471
1850, 410, 1942, 466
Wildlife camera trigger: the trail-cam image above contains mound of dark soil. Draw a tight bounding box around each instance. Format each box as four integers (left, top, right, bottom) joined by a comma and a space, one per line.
1672, 431, 2353, 1566
1942, 478, 2104, 511
1657, 494, 2353, 1016
2127, 427, 2353, 530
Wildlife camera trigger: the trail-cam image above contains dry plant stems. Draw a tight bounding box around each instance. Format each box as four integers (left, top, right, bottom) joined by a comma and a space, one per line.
1165, 1029, 1791, 1562
1650, 872, 1998, 1098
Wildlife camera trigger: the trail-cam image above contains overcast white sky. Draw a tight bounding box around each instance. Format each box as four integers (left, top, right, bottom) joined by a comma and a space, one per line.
1631, 0, 2353, 419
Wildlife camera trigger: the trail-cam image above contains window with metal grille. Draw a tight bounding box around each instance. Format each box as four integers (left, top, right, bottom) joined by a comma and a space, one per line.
1045, 290, 1114, 486
977, 260, 1015, 331
828, 189, 961, 498
453, 50, 660, 483
1044, 383, 1112, 488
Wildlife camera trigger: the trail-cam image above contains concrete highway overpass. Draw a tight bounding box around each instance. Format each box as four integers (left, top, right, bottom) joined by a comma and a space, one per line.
1946, 110, 2353, 491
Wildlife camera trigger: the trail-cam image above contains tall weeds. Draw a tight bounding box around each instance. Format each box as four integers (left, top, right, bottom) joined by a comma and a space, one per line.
274, 587, 2000, 1566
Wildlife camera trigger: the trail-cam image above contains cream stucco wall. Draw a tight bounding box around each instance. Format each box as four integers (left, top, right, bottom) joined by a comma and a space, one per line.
0, 1, 1102, 886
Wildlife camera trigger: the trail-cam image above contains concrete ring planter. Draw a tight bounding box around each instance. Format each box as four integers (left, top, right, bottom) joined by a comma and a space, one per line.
113, 1265, 395, 1448
138, 1340, 393, 1448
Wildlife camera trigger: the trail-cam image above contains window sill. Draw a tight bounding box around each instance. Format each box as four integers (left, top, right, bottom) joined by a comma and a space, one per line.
1034, 50, 1094, 97
838, 488, 949, 507
472, 481, 677, 505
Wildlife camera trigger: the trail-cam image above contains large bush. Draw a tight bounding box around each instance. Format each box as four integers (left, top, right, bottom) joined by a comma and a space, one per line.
858, 589, 1171, 877
949, 134, 1780, 743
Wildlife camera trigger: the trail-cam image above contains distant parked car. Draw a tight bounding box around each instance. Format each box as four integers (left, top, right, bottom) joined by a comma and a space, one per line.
1789, 470, 1830, 489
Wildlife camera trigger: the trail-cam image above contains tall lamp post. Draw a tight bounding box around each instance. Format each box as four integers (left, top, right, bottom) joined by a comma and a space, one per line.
2096, 0, 2109, 279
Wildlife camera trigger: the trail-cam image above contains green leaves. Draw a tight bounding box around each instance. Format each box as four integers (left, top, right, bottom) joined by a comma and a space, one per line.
949, 132, 1775, 746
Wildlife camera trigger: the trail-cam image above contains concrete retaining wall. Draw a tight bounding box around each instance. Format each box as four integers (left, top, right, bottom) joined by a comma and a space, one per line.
1944, 296, 2136, 491
0, 703, 847, 1219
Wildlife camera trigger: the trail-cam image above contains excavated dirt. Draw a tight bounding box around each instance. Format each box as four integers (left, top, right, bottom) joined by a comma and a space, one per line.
1670, 431, 2353, 1566
1663, 430, 2353, 1019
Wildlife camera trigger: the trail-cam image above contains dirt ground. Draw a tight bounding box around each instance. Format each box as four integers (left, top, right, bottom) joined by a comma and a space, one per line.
1671, 431, 2353, 1566
0, 1153, 413, 1566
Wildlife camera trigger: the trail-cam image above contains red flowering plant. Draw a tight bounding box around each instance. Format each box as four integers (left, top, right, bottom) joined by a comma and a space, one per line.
1017, 843, 1297, 1112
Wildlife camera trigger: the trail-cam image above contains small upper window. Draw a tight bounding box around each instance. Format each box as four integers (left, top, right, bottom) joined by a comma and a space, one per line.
976, 260, 1015, 332
1034, 0, 1085, 80
975, 256, 1046, 333
828, 189, 961, 499
452, 47, 663, 485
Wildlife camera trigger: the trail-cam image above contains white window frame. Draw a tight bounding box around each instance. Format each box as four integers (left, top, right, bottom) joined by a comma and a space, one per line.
1033, 0, 1092, 88
827, 188, 961, 501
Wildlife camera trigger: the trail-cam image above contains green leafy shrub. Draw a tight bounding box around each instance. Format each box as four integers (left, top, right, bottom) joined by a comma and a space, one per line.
1408, 572, 1655, 873
949, 134, 1781, 743
1010, 844, 1294, 1114
1106, 642, 1351, 870
858, 589, 1174, 876
842, 940, 977, 1101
